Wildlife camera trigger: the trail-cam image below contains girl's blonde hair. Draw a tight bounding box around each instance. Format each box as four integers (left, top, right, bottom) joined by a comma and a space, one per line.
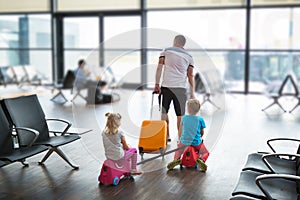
187, 99, 201, 115
104, 112, 121, 135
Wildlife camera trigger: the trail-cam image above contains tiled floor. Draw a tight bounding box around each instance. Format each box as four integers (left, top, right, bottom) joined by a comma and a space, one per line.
0, 86, 300, 199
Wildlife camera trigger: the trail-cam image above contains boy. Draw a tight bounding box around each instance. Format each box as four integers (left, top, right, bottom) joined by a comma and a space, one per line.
167, 99, 209, 172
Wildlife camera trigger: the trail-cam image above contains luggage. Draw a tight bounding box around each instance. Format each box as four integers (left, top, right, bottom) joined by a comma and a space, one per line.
180, 146, 198, 168
138, 92, 167, 159
98, 159, 133, 186
86, 84, 113, 104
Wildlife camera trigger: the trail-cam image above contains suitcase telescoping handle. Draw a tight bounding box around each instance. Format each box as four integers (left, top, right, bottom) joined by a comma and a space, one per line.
150, 91, 162, 119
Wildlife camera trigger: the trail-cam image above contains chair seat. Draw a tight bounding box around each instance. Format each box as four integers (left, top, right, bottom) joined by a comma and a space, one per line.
34, 135, 80, 147
0, 145, 48, 162
232, 170, 298, 200
243, 153, 297, 175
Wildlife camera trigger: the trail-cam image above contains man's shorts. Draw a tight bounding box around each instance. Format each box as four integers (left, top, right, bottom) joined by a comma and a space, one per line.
161, 87, 187, 116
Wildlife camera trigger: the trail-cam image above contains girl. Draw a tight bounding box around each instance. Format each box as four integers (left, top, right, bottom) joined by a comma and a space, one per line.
102, 112, 142, 175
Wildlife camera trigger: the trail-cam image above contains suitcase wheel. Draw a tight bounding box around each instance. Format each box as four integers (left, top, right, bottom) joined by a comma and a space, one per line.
112, 176, 119, 186
180, 164, 183, 170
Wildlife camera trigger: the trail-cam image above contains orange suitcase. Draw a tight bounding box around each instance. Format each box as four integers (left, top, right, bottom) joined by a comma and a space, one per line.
138, 92, 167, 159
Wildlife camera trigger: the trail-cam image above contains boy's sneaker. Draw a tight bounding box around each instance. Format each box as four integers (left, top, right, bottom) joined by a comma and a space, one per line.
167, 159, 181, 170
196, 158, 207, 172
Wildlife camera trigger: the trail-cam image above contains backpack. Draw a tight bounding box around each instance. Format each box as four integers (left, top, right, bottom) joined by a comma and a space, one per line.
181, 146, 198, 167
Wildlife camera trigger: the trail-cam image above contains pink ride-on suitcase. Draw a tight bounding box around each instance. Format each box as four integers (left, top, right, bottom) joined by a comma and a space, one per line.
138, 92, 167, 159
98, 159, 134, 186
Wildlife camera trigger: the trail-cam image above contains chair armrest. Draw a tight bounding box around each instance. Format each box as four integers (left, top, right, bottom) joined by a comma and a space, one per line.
46, 118, 72, 136
256, 174, 300, 200
13, 127, 40, 146
267, 138, 300, 153
262, 153, 300, 173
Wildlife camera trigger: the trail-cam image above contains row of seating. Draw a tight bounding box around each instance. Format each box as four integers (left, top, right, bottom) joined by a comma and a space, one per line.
0, 65, 49, 88
230, 138, 300, 199
0, 94, 80, 169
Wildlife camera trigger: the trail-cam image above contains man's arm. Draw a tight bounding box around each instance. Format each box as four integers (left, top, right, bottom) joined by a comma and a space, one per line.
187, 66, 195, 99
154, 57, 165, 93
178, 123, 183, 140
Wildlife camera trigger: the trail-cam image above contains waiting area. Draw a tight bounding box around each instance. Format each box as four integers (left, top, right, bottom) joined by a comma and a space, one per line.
1, 0, 300, 199
0, 84, 300, 199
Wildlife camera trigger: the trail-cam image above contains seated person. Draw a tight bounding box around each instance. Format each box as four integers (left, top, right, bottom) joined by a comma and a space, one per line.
167, 99, 209, 171
74, 59, 111, 104
74, 59, 106, 90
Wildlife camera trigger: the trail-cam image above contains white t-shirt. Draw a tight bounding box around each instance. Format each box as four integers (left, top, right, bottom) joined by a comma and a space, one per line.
160, 46, 194, 88
102, 130, 125, 160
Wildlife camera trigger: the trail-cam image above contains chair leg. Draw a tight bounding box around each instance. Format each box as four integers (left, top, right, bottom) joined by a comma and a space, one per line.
39, 148, 54, 164
39, 147, 79, 169
54, 147, 79, 169
202, 93, 220, 109
72, 91, 86, 102
289, 98, 300, 113
20, 159, 29, 167
51, 90, 68, 104
262, 97, 286, 112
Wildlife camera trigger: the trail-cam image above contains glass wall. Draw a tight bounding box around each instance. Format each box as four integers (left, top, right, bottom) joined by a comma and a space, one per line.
0, 14, 52, 80
0, 1, 299, 92
63, 17, 99, 74
249, 8, 300, 93
147, 9, 246, 91
104, 16, 141, 85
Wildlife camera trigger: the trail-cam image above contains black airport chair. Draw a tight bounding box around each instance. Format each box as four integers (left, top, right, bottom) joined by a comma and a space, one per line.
0, 104, 48, 167
2, 94, 81, 169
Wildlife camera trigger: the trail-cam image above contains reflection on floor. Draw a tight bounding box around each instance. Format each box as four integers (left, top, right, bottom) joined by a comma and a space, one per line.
0, 86, 300, 199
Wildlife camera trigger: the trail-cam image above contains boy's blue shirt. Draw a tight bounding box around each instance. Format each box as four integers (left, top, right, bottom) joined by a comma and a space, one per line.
180, 114, 206, 146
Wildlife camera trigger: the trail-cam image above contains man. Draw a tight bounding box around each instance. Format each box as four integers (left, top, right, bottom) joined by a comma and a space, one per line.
74, 59, 90, 90
154, 35, 195, 142
74, 59, 107, 104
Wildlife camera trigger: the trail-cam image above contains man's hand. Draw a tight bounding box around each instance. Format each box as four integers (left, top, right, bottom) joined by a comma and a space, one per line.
190, 93, 195, 99
154, 84, 161, 94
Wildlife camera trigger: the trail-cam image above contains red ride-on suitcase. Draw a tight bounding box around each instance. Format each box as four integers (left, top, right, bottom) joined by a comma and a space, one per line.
138, 92, 167, 159
180, 146, 199, 169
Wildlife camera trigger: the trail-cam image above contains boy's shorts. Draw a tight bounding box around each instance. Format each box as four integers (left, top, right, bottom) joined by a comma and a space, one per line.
161, 87, 187, 116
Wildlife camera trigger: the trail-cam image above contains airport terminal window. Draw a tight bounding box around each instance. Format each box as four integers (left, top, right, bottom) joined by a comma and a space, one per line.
251, 8, 300, 50
104, 16, 141, 85
0, 14, 52, 80
63, 18, 99, 49
148, 9, 246, 92
249, 52, 300, 93
148, 10, 246, 50
63, 17, 99, 76
249, 8, 300, 93
209, 51, 245, 92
